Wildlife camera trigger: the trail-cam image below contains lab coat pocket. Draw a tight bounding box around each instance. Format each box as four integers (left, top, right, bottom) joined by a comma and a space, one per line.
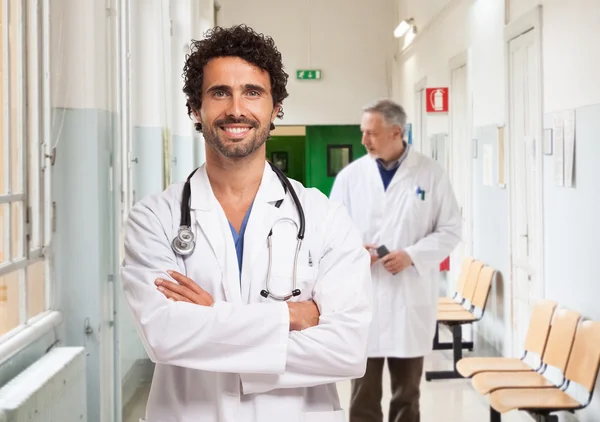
302, 409, 345, 422
406, 194, 431, 235
268, 265, 318, 302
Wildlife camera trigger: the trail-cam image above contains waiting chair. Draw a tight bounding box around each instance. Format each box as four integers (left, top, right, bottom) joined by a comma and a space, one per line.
471, 308, 581, 395
433, 260, 484, 353
438, 256, 475, 304
456, 299, 558, 377
438, 259, 482, 311
487, 319, 600, 422
426, 265, 496, 381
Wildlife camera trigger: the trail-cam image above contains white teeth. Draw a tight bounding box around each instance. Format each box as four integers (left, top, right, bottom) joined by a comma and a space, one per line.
225, 127, 250, 134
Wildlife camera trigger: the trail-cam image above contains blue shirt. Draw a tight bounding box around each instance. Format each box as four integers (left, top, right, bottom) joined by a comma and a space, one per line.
228, 202, 254, 280
376, 143, 410, 191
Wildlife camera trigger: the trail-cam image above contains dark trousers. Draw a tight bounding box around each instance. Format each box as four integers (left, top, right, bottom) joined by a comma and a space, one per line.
349, 357, 424, 422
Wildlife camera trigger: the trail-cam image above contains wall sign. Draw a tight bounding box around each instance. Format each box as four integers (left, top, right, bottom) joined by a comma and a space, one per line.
425, 87, 449, 113
296, 70, 322, 80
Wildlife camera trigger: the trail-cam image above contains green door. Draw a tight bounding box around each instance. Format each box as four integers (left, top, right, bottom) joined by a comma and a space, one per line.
305, 125, 366, 195
265, 135, 306, 185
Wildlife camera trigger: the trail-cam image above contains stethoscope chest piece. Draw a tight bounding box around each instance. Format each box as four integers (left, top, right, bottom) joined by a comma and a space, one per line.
172, 225, 196, 256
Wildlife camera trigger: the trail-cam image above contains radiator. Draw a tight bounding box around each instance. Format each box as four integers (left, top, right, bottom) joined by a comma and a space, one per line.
0, 347, 87, 422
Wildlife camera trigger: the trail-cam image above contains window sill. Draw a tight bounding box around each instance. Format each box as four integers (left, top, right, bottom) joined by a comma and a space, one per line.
0, 310, 63, 365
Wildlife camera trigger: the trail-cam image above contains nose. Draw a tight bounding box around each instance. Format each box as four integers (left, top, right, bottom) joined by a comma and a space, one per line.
225, 92, 246, 118
361, 133, 370, 147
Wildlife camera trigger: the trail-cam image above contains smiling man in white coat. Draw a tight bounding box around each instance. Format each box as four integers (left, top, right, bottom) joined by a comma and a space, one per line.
120, 25, 372, 422
329, 99, 461, 422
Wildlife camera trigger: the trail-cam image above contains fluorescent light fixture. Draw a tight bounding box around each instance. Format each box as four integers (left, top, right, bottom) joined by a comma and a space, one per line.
394, 18, 414, 38
405, 26, 417, 45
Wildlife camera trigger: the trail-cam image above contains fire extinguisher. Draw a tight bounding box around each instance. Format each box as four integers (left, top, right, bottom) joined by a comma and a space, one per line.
432, 89, 443, 111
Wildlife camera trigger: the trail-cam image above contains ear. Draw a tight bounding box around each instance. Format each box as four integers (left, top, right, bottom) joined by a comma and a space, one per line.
271, 104, 281, 122
193, 110, 201, 123
395, 125, 403, 139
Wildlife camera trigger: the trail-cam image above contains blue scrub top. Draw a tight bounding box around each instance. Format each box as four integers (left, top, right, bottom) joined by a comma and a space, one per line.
228, 202, 254, 280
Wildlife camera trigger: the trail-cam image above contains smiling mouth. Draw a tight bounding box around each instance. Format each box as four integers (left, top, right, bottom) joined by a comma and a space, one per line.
221, 126, 253, 139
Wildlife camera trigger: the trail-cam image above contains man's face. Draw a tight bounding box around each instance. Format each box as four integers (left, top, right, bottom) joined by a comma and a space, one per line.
360, 112, 403, 161
196, 56, 278, 159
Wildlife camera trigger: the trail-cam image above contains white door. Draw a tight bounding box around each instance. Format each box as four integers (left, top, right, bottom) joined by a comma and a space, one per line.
508, 29, 542, 356
448, 64, 472, 292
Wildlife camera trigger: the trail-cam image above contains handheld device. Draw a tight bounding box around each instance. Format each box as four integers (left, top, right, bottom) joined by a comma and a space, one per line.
376, 245, 390, 258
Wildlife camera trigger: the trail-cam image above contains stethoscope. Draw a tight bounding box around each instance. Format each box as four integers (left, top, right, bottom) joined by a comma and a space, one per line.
171, 162, 306, 301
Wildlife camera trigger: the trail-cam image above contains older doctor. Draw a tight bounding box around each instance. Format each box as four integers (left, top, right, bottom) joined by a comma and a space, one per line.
121, 25, 372, 422
329, 99, 461, 422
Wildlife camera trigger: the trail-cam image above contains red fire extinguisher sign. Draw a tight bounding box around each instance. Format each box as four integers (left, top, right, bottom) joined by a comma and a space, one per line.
425, 87, 449, 113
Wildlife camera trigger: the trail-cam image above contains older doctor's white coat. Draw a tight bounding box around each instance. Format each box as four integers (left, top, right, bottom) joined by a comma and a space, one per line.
329, 148, 461, 358
121, 162, 372, 422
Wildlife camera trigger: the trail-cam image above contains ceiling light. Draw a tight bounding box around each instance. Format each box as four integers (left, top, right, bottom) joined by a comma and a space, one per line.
394, 18, 414, 38
405, 26, 417, 45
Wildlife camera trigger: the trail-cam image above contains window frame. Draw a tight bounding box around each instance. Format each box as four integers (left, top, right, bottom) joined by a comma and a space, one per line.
0, 0, 58, 359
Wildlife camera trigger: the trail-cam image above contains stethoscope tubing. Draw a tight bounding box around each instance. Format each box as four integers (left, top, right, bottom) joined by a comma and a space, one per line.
172, 161, 306, 301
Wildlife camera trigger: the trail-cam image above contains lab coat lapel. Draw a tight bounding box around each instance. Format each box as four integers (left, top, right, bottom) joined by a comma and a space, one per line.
189, 165, 242, 304
240, 163, 285, 303
386, 147, 419, 191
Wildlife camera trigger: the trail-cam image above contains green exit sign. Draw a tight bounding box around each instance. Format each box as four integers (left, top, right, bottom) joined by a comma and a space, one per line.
296, 70, 322, 80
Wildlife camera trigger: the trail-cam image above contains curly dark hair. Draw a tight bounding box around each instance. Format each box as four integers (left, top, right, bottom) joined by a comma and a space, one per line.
182, 25, 289, 131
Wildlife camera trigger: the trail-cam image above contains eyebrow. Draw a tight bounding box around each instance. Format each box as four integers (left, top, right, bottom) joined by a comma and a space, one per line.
244, 84, 267, 94
206, 84, 268, 95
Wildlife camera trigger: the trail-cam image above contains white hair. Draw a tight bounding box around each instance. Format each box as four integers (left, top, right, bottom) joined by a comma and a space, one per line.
362, 99, 407, 130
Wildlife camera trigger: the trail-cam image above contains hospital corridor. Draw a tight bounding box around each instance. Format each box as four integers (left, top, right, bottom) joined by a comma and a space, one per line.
1, 0, 600, 421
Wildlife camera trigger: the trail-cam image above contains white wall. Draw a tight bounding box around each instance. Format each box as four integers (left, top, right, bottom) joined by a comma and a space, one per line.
395, 0, 600, 136
542, 0, 600, 113
51, 0, 109, 110
393, 0, 506, 129
217, 0, 394, 125
393, 0, 600, 419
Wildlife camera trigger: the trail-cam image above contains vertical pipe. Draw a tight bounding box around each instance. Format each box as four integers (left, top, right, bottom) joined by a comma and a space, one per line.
189, 0, 215, 168
130, 0, 165, 201
170, 0, 194, 183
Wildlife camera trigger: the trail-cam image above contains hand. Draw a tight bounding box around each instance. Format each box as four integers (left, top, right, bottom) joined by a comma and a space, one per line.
381, 250, 413, 275
155, 270, 215, 306
364, 243, 379, 266
287, 300, 320, 331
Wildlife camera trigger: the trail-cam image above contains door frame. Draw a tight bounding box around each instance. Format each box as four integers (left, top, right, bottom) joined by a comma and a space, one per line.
504, 5, 545, 354
447, 50, 474, 341
448, 50, 473, 258
413, 76, 427, 153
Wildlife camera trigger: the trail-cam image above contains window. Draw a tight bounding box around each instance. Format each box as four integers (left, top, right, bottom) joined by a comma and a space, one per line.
327, 145, 353, 177
0, 0, 52, 341
271, 151, 288, 173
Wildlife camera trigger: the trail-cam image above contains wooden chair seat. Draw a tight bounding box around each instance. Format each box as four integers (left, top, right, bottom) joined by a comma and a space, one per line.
438, 297, 457, 304
437, 309, 476, 322
438, 302, 465, 311
472, 371, 555, 395
488, 387, 580, 414
456, 357, 532, 378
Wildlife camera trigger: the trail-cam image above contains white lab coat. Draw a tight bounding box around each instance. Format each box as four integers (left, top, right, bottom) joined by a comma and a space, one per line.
329, 148, 461, 358
121, 161, 372, 422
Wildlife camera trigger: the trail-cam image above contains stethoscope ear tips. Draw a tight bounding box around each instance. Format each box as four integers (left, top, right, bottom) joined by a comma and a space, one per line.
260, 290, 269, 298
292, 289, 301, 297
